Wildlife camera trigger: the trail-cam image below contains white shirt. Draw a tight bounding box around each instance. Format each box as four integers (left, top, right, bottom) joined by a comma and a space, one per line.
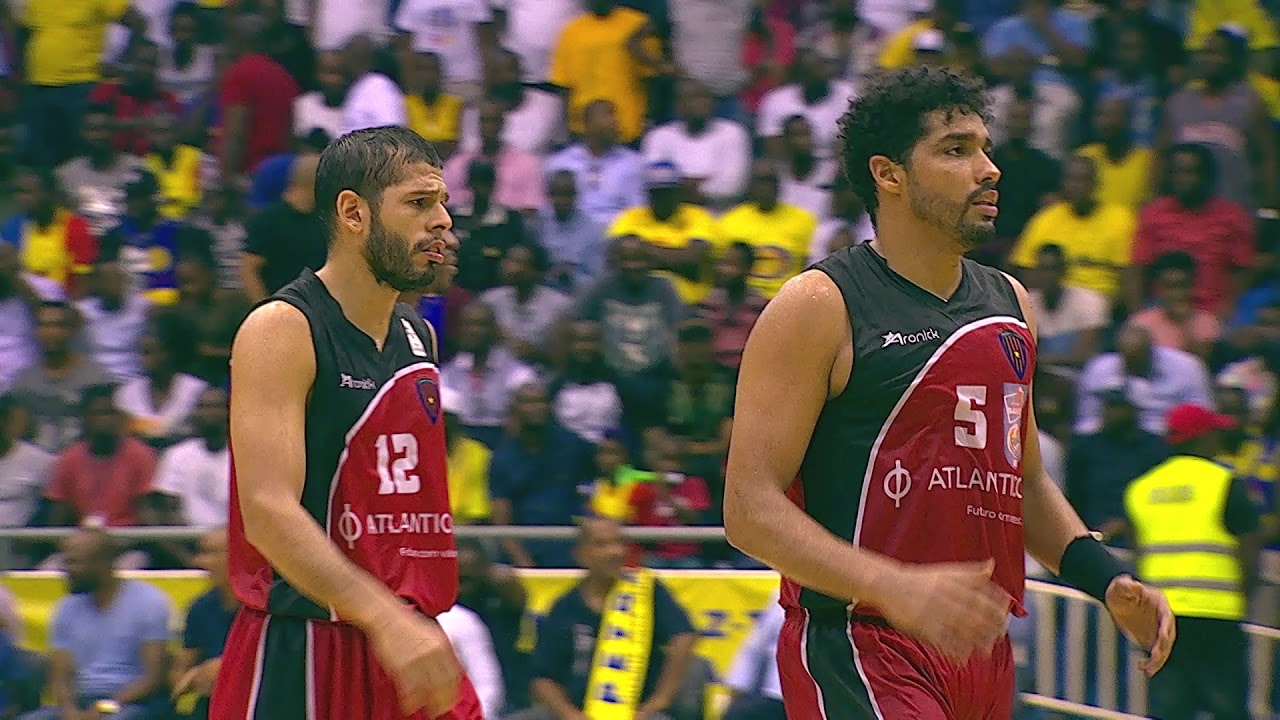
780, 159, 839, 221
757, 81, 858, 159
115, 373, 210, 440
154, 438, 230, 527
642, 119, 752, 204
460, 89, 565, 155
341, 74, 409, 136
1027, 286, 1109, 344
76, 293, 151, 383
436, 605, 505, 718
808, 214, 874, 264
395, 0, 493, 85
288, 0, 393, 51
988, 82, 1083, 160
294, 92, 348, 141
724, 596, 782, 700
492, 0, 582, 82
107, 0, 177, 56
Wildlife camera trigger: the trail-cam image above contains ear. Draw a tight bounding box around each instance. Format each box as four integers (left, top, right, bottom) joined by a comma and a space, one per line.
868, 155, 904, 197
335, 189, 367, 237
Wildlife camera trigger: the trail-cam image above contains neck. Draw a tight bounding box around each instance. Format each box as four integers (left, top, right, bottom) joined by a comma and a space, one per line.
481, 140, 500, 156
868, 208, 965, 300
514, 283, 535, 302
474, 195, 492, 214
218, 585, 238, 609
1164, 303, 1192, 322
44, 350, 72, 371
421, 86, 441, 103
202, 432, 227, 452
585, 137, 611, 156
31, 206, 56, 227
88, 434, 120, 457
801, 81, 829, 102
1071, 199, 1097, 216
1104, 137, 1131, 159
1104, 423, 1137, 440
91, 576, 122, 610
685, 117, 710, 135
791, 153, 816, 175
150, 369, 175, 389
0, 436, 13, 457
1179, 193, 1209, 210
155, 146, 176, 162
1043, 285, 1063, 306
315, 255, 401, 349
553, 206, 574, 223
581, 573, 616, 603
472, 345, 492, 365
174, 43, 194, 64
726, 281, 747, 303
1205, 77, 1232, 94
87, 150, 114, 170
653, 204, 678, 222
101, 294, 124, 312
519, 424, 546, 448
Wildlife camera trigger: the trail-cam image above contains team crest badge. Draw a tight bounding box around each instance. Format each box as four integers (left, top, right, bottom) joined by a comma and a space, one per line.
1003, 383, 1028, 467
416, 377, 441, 423
998, 330, 1030, 379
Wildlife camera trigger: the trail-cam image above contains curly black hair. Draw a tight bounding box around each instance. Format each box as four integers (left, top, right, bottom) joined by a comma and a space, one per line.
838, 66, 988, 225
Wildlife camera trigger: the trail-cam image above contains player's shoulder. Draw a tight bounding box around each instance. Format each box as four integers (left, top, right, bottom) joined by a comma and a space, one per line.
232, 301, 316, 371
756, 269, 848, 336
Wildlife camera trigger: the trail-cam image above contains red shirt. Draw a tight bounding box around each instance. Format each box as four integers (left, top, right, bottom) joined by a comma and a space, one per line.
697, 287, 769, 371
1133, 196, 1255, 313
217, 53, 300, 174
629, 476, 711, 560
45, 438, 158, 527
87, 82, 182, 156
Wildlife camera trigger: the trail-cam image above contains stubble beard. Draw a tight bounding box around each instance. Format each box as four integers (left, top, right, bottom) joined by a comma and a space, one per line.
363, 215, 440, 293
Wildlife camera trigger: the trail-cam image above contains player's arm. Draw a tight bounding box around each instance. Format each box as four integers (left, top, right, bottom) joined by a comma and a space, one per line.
230, 302, 414, 631
723, 270, 901, 602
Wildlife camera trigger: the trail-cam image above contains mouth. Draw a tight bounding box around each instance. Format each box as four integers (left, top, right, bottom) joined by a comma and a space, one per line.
971, 193, 999, 218
416, 243, 448, 264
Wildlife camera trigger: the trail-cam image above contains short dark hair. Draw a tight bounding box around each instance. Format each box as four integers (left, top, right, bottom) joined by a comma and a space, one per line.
838, 67, 988, 224
1167, 142, 1217, 190
506, 240, 550, 273
314, 126, 442, 241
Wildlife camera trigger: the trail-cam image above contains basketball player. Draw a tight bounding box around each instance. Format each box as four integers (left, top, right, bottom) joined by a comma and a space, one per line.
723, 67, 1176, 719
210, 126, 482, 720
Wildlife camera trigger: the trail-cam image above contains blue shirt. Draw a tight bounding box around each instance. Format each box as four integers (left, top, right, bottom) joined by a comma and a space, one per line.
1075, 348, 1214, 436
1096, 73, 1162, 147
182, 589, 237, 662
102, 218, 185, 302
537, 208, 608, 293
490, 424, 593, 566
248, 154, 297, 212
982, 9, 1092, 87
52, 580, 172, 698
544, 145, 646, 226
1067, 430, 1169, 535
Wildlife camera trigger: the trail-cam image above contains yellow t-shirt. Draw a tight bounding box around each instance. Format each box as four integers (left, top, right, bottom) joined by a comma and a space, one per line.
717, 202, 818, 298
1075, 144, 1153, 211
24, 0, 129, 86
406, 94, 464, 144
1011, 202, 1137, 298
20, 210, 90, 285
878, 19, 936, 70
1186, 0, 1278, 49
608, 203, 720, 303
447, 438, 492, 524
145, 145, 204, 220
549, 7, 657, 143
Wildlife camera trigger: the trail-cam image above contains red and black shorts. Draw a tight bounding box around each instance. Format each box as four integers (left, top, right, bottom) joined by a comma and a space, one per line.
210, 607, 482, 720
777, 607, 1015, 720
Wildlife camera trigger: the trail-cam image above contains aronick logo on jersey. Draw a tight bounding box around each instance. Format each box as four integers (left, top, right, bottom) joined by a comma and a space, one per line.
339, 373, 377, 390
880, 328, 941, 348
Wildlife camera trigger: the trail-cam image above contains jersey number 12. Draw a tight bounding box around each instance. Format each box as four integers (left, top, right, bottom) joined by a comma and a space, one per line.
375, 433, 421, 494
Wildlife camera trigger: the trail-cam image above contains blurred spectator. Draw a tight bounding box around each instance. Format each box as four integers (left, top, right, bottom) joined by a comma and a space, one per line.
807, 179, 873, 264
1090, 0, 1185, 82
240, 154, 322, 302
987, 47, 1081, 160
216, 13, 301, 180
609, 162, 718, 304
452, 159, 529, 293
723, 597, 784, 720
480, 242, 573, 363
1076, 95, 1153, 211
876, 0, 963, 71
170, 528, 236, 720
89, 40, 183, 157
661, 320, 734, 515
529, 517, 696, 719
435, 604, 506, 719
143, 111, 204, 220
1157, 27, 1279, 212
173, 237, 251, 385
1026, 244, 1107, 374
441, 302, 537, 449
1, 167, 97, 294
115, 316, 208, 448
462, 48, 564, 157
294, 50, 351, 142
492, 0, 581, 84
456, 540, 529, 712
157, 3, 218, 108
720, 160, 817, 299
76, 254, 149, 383
394, 0, 498, 101
43, 385, 159, 528
757, 48, 855, 160
545, 100, 646, 226
1067, 386, 1168, 541
630, 430, 711, 568
303, 0, 392, 51
549, 0, 670, 145
152, 387, 227, 528
23, 528, 169, 720
0, 394, 53, 528
669, 0, 753, 115
982, 0, 1091, 86
56, 106, 145, 239
539, 170, 609, 293
642, 78, 751, 210
444, 399, 493, 525
11, 302, 111, 454
740, 4, 797, 115
1076, 323, 1214, 435
20, 0, 142, 167
1011, 155, 1136, 302
1130, 143, 1254, 317
799, 0, 884, 82
988, 97, 1060, 249
1130, 252, 1222, 356
489, 383, 593, 567
0, 244, 66, 391
0, 125, 21, 221
338, 36, 409, 136
188, 187, 248, 292
1094, 25, 1163, 148
101, 171, 185, 306
583, 433, 654, 521
1185, 0, 1278, 58
446, 99, 546, 213
403, 51, 464, 160
777, 115, 838, 221
549, 319, 624, 444
698, 242, 769, 373
257, 0, 317, 92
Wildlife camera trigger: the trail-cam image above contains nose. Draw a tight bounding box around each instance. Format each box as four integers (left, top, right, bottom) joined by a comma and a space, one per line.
978, 149, 1001, 187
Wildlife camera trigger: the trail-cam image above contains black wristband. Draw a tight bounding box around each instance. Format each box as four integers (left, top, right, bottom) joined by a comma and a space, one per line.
1056, 535, 1126, 603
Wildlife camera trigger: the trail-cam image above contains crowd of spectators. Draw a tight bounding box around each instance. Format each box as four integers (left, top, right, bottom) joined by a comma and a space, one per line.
1, 0, 1280, 716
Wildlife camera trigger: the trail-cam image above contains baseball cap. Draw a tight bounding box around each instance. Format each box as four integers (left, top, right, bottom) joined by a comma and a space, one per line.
1165, 403, 1236, 445
645, 161, 683, 189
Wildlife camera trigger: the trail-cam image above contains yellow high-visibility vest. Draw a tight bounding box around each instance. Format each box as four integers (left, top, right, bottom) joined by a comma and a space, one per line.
1125, 455, 1246, 620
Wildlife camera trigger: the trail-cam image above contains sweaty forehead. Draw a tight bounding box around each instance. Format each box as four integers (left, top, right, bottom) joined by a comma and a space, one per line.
921, 110, 990, 145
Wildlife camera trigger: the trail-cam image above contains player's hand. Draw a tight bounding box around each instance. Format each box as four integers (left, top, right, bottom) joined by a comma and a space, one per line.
368, 608, 461, 716
1104, 575, 1176, 676
877, 559, 1010, 663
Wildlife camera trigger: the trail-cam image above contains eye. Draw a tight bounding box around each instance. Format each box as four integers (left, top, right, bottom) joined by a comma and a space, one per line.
410, 198, 428, 208
946, 146, 965, 157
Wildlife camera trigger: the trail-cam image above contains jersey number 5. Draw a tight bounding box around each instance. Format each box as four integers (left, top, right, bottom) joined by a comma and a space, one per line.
954, 385, 988, 450
375, 433, 421, 494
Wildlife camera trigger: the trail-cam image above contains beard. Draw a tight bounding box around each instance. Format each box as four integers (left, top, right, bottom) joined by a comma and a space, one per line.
907, 176, 995, 250
363, 214, 441, 293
